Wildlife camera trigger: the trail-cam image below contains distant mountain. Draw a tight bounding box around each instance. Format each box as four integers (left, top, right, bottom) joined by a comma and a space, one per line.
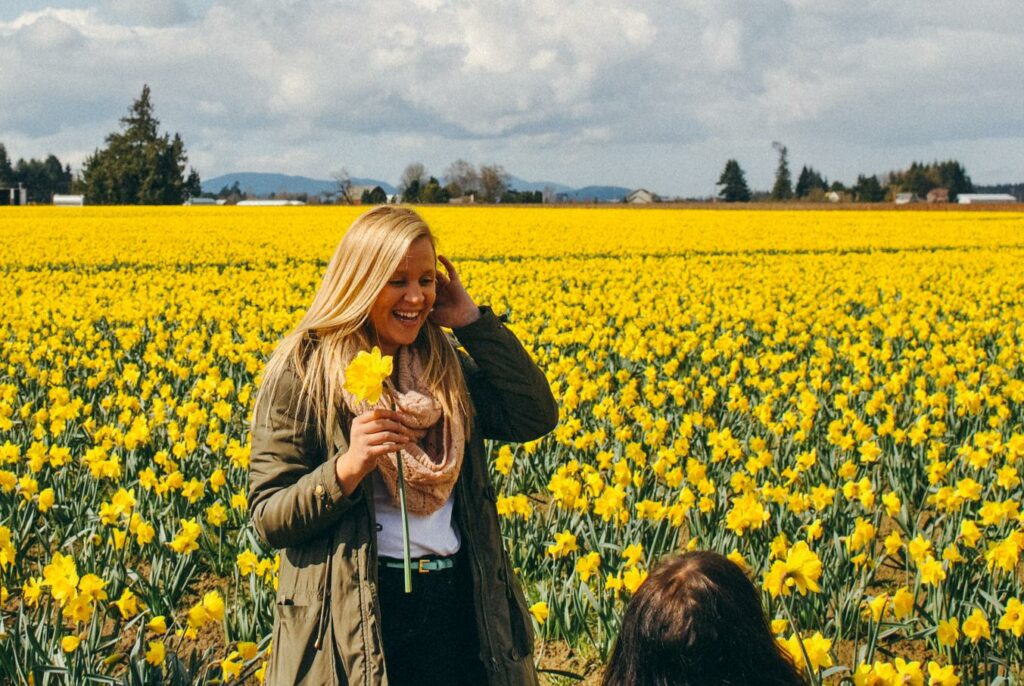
202, 172, 396, 197
202, 171, 637, 202
506, 175, 574, 194
564, 185, 633, 202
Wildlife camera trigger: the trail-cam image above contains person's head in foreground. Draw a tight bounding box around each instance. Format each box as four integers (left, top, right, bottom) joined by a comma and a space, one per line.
602, 551, 807, 686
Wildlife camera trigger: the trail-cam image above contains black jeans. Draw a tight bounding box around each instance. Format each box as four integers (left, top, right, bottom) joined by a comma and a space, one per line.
377, 557, 488, 686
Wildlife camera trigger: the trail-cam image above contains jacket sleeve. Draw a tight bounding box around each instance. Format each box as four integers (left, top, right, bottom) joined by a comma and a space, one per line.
248, 364, 361, 550
453, 306, 558, 443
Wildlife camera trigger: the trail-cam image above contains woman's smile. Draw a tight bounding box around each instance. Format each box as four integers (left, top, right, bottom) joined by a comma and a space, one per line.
368, 236, 437, 355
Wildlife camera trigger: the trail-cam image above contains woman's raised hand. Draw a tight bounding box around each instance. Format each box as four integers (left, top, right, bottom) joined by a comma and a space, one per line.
429, 254, 481, 329
334, 409, 425, 495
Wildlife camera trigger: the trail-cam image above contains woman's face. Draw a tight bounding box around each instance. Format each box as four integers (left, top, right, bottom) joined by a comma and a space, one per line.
368, 236, 437, 355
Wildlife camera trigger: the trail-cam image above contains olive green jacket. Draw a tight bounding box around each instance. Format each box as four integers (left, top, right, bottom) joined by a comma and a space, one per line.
249, 308, 558, 685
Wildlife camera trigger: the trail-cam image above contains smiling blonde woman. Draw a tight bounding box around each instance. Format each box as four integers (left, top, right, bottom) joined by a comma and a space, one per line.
249, 206, 558, 685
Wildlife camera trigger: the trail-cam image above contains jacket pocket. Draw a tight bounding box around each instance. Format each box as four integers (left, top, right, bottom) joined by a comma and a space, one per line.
268, 595, 334, 685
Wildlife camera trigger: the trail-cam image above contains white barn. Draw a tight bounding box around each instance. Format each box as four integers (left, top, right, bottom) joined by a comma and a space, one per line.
626, 188, 655, 204
53, 194, 85, 206
957, 193, 1017, 204
236, 199, 305, 206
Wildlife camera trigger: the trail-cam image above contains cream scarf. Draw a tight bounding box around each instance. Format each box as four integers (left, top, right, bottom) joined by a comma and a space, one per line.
340, 346, 465, 515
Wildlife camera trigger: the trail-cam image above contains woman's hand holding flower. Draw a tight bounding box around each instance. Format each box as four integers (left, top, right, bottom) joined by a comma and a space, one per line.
335, 410, 425, 495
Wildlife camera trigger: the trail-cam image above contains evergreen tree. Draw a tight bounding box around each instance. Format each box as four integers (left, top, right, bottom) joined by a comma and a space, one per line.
82, 85, 200, 204
937, 160, 972, 201
402, 178, 422, 203
852, 174, 886, 202
4, 152, 73, 202
0, 144, 13, 186
501, 189, 543, 203
361, 186, 388, 204
794, 166, 828, 198
771, 143, 793, 200
717, 160, 751, 202
885, 160, 972, 200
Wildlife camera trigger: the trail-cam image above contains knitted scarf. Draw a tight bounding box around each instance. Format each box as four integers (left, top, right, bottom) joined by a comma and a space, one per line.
340, 346, 465, 515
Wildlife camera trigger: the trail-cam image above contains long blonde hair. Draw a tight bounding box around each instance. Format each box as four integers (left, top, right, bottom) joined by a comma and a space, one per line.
253, 206, 472, 446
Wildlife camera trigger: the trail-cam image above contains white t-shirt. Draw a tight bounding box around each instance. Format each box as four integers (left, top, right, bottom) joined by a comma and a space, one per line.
372, 470, 461, 558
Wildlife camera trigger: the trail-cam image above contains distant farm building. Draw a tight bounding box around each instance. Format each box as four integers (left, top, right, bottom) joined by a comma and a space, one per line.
894, 192, 919, 205
236, 199, 305, 206
957, 193, 1016, 204
626, 188, 655, 204
926, 188, 949, 203
0, 185, 28, 206
53, 194, 85, 206
183, 197, 217, 206
825, 191, 841, 203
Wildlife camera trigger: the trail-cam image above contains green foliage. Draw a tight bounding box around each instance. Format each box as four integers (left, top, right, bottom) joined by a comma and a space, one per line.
771, 144, 793, 201
0, 144, 73, 203
717, 159, 751, 202
0, 143, 13, 186
82, 85, 200, 205
359, 185, 389, 205
399, 163, 426, 203
852, 174, 886, 202
795, 166, 829, 199
418, 177, 450, 204
401, 178, 421, 203
501, 189, 543, 204
886, 160, 973, 201
217, 181, 247, 202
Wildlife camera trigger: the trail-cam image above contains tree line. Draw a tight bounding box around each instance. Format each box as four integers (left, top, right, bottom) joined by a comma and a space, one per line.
393, 161, 540, 204
0, 144, 74, 203
3, 87, 989, 207
716, 145, 974, 203
2, 85, 201, 205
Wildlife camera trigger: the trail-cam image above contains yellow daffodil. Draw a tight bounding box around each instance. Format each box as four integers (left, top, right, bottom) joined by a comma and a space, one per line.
343, 347, 393, 404
763, 541, 822, 598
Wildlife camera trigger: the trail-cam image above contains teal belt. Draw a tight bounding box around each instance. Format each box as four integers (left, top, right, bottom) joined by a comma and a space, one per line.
380, 556, 456, 574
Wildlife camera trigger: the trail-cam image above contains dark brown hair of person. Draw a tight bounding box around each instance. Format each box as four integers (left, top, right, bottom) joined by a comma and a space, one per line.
602, 551, 807, 686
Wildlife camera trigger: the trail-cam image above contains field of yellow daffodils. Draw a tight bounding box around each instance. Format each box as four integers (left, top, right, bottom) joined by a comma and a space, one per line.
1, 206, 1023, 685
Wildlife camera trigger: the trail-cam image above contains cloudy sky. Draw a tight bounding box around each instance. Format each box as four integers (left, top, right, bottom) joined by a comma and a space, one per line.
1, 0, 1022, 196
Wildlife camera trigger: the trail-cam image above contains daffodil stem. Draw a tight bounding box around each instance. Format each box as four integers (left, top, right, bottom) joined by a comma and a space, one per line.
382, 383, 412, 594
396, 451, 412, 593
779, 594, 819, 686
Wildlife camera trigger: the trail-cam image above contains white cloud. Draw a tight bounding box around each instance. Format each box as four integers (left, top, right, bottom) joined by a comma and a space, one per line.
0, 0, 1021, 196
101, 0, 190, 26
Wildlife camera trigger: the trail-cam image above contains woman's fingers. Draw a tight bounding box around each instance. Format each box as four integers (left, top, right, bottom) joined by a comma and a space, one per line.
357, 410, 427, 431
437, 254, 461, 285
366, 443, 410, 458
366, 431, 412, 446
357, 409, 402, 423
360, 418, 425, 439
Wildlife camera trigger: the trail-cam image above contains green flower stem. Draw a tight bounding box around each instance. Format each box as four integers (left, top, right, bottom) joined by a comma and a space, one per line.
384, 382, 413, 594
779, 593, 820, 686
396, 451, 412, 593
